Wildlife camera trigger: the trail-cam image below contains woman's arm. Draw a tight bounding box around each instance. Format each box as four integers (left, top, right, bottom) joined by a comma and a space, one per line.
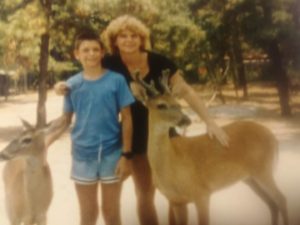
54, 81, 69, 96
170, 71, 229, 146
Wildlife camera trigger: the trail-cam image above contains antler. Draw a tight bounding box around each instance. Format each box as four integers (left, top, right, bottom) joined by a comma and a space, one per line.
133, 70, 160, 97
160, 69, 172, 94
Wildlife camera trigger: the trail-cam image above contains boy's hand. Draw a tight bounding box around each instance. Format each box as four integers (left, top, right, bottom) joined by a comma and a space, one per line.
115, 157, 132, 181
54, 81, 69, 96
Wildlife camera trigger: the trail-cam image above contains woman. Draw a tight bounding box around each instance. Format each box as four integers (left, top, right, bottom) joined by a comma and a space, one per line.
101, 15, 228, 225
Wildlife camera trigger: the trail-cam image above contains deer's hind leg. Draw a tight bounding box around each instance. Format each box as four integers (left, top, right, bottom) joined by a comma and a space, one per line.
249, 173, 289, 225
245, 178, 279, 225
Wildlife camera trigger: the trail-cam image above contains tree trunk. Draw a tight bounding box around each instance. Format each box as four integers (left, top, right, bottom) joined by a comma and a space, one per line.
261, 1, 291, 116
37, 0, 52, 128
37, 33, 50, 128
268, 40, 291, 116
231, 34, 248, 98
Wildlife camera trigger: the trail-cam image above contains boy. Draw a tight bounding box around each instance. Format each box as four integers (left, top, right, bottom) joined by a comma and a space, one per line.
62, 30, 135, 225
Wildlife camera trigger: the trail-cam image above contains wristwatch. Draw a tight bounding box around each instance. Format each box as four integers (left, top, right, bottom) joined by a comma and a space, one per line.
121, 151, 134, 159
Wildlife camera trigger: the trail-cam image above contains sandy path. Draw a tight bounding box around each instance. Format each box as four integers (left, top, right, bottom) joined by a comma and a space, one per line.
0, 91, 299, 225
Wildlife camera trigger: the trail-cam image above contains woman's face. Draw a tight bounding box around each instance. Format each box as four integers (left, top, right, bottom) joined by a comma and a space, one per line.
115, 29, 142, 54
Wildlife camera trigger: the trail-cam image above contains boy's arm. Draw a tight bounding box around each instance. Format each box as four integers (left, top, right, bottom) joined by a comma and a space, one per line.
120, 106, 133, 154
170, 71, 229, 147
115, 106, 133, 181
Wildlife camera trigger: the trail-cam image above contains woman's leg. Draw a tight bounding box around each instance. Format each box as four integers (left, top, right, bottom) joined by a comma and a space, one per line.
131, 153, 158, 225
101, 182, 122, 225
75, 183, 99, 225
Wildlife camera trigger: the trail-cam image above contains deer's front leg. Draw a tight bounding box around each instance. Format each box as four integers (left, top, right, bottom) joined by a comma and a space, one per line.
195, 195, 210, 225
169, 202, 188, 225
36, 214, 47, 225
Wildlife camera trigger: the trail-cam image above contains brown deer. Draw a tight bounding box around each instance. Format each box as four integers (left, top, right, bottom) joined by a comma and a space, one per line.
135, 74, 288, 225
0, 115, 68, 225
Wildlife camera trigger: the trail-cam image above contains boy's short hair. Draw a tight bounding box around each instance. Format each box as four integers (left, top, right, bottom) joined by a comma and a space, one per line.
74, 29, 104, 50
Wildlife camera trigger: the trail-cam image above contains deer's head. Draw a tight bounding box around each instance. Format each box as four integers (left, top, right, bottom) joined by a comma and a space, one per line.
0, 116, 66, 162
133, 70, 191, 128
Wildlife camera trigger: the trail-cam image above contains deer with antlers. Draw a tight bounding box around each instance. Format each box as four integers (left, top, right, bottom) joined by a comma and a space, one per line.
133, 71, 288, 225
0, 116, 68, 225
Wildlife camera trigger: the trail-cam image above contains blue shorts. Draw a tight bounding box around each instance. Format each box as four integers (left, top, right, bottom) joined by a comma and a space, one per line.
71, 149, 121, 185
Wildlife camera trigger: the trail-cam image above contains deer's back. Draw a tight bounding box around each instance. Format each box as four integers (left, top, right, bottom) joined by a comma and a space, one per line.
169, 120, 278, 193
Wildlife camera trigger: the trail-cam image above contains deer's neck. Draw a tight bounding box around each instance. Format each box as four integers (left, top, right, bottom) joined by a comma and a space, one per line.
147, 118, 174, 174
22, 146, 48, 186
25, 154, 47, 169
24, 152, 48, 183
22, 151, 51, 209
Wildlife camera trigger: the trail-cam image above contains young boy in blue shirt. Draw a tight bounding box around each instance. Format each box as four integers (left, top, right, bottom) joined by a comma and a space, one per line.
63, 30, 135, 225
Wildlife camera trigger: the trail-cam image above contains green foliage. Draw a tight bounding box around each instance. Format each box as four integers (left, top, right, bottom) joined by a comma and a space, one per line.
0, 0, 299, 86
192, 0, 299, 84
152, 15, 205, 63
0, 1, 44, 72
240, 0, 300, 76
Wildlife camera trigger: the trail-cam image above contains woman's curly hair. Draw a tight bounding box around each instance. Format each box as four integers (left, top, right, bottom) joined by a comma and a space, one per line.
102, 15, 151, 54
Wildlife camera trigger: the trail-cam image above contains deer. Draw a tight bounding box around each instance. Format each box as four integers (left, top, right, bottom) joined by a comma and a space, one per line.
134, 72, 289, 225
0, 115, 68, 225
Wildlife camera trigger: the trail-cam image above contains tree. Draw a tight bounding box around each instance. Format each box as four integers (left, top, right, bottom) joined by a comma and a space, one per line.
0, 0, 77, 126
36, 0, 51, 127
191, 0, 299, 115
192, 0, 256, 99
240, 0, 299, 116
0, 0, 44, 92
1, 0, 298, 118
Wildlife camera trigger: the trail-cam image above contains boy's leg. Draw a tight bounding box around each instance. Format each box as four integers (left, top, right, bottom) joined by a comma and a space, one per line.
101, 182, 122, 225
131, 153, 158, 225
75, 183, 99, 225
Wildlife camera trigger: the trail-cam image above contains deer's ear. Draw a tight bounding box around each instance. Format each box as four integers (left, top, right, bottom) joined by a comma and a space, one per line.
20, 118, 35, 131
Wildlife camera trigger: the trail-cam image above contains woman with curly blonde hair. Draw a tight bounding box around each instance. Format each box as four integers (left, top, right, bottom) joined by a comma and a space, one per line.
101, 14, 228, 225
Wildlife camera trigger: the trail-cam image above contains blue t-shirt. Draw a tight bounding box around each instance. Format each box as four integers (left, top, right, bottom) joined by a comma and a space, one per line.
64, 70, 135, 160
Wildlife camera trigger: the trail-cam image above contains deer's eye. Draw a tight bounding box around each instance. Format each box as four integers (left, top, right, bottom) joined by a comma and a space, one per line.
21, 137, 32, 144
157, 103, 168, 110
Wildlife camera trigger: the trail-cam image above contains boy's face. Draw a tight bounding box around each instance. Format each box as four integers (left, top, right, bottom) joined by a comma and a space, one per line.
74, 40, 104, 69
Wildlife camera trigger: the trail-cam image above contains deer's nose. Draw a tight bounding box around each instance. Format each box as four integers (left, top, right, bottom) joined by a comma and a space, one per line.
177, 114, 191, 127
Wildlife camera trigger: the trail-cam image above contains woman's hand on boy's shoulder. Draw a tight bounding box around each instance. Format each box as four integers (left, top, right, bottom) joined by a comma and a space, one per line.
54, 81, 69, 96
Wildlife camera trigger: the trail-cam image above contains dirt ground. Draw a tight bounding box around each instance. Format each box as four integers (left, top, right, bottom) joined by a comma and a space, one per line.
0, 83, 299, 225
